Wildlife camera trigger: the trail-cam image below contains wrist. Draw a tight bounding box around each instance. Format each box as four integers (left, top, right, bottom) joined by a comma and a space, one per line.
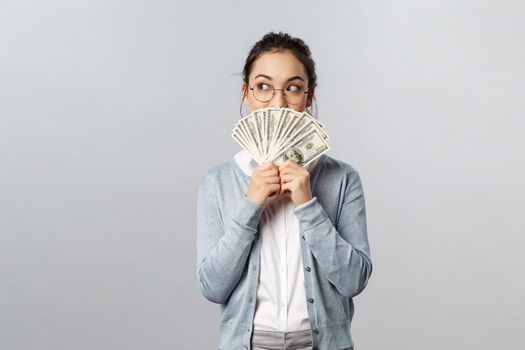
245, 192, 264, 206
295, 194, 313, 207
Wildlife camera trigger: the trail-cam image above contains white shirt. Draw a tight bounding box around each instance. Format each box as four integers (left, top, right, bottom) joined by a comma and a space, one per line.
233, 149, 320, 332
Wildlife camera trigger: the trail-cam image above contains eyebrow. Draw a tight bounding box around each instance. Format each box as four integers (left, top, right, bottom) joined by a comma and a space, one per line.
253, 74, 305, 82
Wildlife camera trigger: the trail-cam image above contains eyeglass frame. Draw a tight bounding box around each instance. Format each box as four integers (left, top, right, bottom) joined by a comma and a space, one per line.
248, 82, 312, 103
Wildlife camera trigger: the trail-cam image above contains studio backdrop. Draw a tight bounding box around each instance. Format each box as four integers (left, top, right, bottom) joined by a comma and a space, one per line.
1, 1, 524, 349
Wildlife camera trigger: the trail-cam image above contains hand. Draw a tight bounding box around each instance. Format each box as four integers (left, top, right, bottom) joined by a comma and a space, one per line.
245, 161, 281, 206
278, 160, 313, 207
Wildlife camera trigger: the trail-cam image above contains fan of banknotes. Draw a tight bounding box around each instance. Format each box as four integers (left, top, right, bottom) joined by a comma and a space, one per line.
231, 107, 330, 167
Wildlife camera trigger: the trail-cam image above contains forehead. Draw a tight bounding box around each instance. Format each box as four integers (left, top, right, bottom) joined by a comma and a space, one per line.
249, 50, 307, 81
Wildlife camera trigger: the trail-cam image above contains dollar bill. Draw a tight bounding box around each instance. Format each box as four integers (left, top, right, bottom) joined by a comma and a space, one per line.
270, 127, 330, 167
231, 107, 330, 167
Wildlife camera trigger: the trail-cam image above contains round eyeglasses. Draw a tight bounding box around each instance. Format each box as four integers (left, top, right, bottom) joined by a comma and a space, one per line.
249, 82, 310, 104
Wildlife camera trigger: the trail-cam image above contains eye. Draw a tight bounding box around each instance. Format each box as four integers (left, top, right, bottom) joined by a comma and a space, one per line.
287, 85, 303, 92
256, 83, 271, 91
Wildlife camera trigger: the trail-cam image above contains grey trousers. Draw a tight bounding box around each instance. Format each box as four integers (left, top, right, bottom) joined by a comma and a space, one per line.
250, 329, 354, 350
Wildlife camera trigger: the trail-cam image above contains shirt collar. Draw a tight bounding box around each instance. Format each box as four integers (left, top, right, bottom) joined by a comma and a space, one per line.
234, 149, 321, 177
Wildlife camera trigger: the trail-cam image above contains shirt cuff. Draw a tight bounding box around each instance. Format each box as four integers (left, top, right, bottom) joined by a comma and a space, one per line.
295, 196, 317, 210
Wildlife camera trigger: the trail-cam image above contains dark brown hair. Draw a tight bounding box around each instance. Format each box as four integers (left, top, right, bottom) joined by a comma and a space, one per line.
240, 31, 318, 117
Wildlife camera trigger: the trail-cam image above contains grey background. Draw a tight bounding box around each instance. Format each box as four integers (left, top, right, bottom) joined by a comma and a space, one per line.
1, 1, 524, 349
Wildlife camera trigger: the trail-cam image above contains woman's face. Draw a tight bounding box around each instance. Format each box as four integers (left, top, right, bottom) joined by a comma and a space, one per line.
242, 50, 314, 113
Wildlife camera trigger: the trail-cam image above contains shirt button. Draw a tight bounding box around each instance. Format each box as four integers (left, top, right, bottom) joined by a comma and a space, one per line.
308, 298, 314, 303
302, 235, 305, 240
305, 266, 311, 272
313, 328, 319, 334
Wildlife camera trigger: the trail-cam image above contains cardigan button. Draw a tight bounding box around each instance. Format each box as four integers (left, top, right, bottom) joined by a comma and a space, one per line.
305, 266, 311, 272
308, 298, 314, 303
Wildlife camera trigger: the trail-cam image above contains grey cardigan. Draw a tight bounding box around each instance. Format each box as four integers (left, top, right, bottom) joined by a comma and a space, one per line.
196, 154, 372, 350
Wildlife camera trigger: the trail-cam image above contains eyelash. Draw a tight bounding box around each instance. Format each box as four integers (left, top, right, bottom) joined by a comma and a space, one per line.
257, 83, 302, 90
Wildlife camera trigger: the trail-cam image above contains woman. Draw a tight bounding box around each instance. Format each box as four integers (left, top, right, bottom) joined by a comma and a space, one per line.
197, 32, 372, 350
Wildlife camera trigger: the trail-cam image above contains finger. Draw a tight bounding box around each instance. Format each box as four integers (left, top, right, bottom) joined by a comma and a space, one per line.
278, 168, 293, 176
279, 174, 294, 184
264, 176, 280, 184
269, 183, 280, 196
259, 161, 276, 170
285, 159, 300, 167
279, 182, 290, 198
279, 167, 303, 177
259, 168, 279, 177
257, 163, 278, 174
278, 160, 299, 172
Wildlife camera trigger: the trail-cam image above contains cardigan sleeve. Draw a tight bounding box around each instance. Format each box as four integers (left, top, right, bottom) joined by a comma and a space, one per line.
196, 172, 265, 304
293, 170, 372, 298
